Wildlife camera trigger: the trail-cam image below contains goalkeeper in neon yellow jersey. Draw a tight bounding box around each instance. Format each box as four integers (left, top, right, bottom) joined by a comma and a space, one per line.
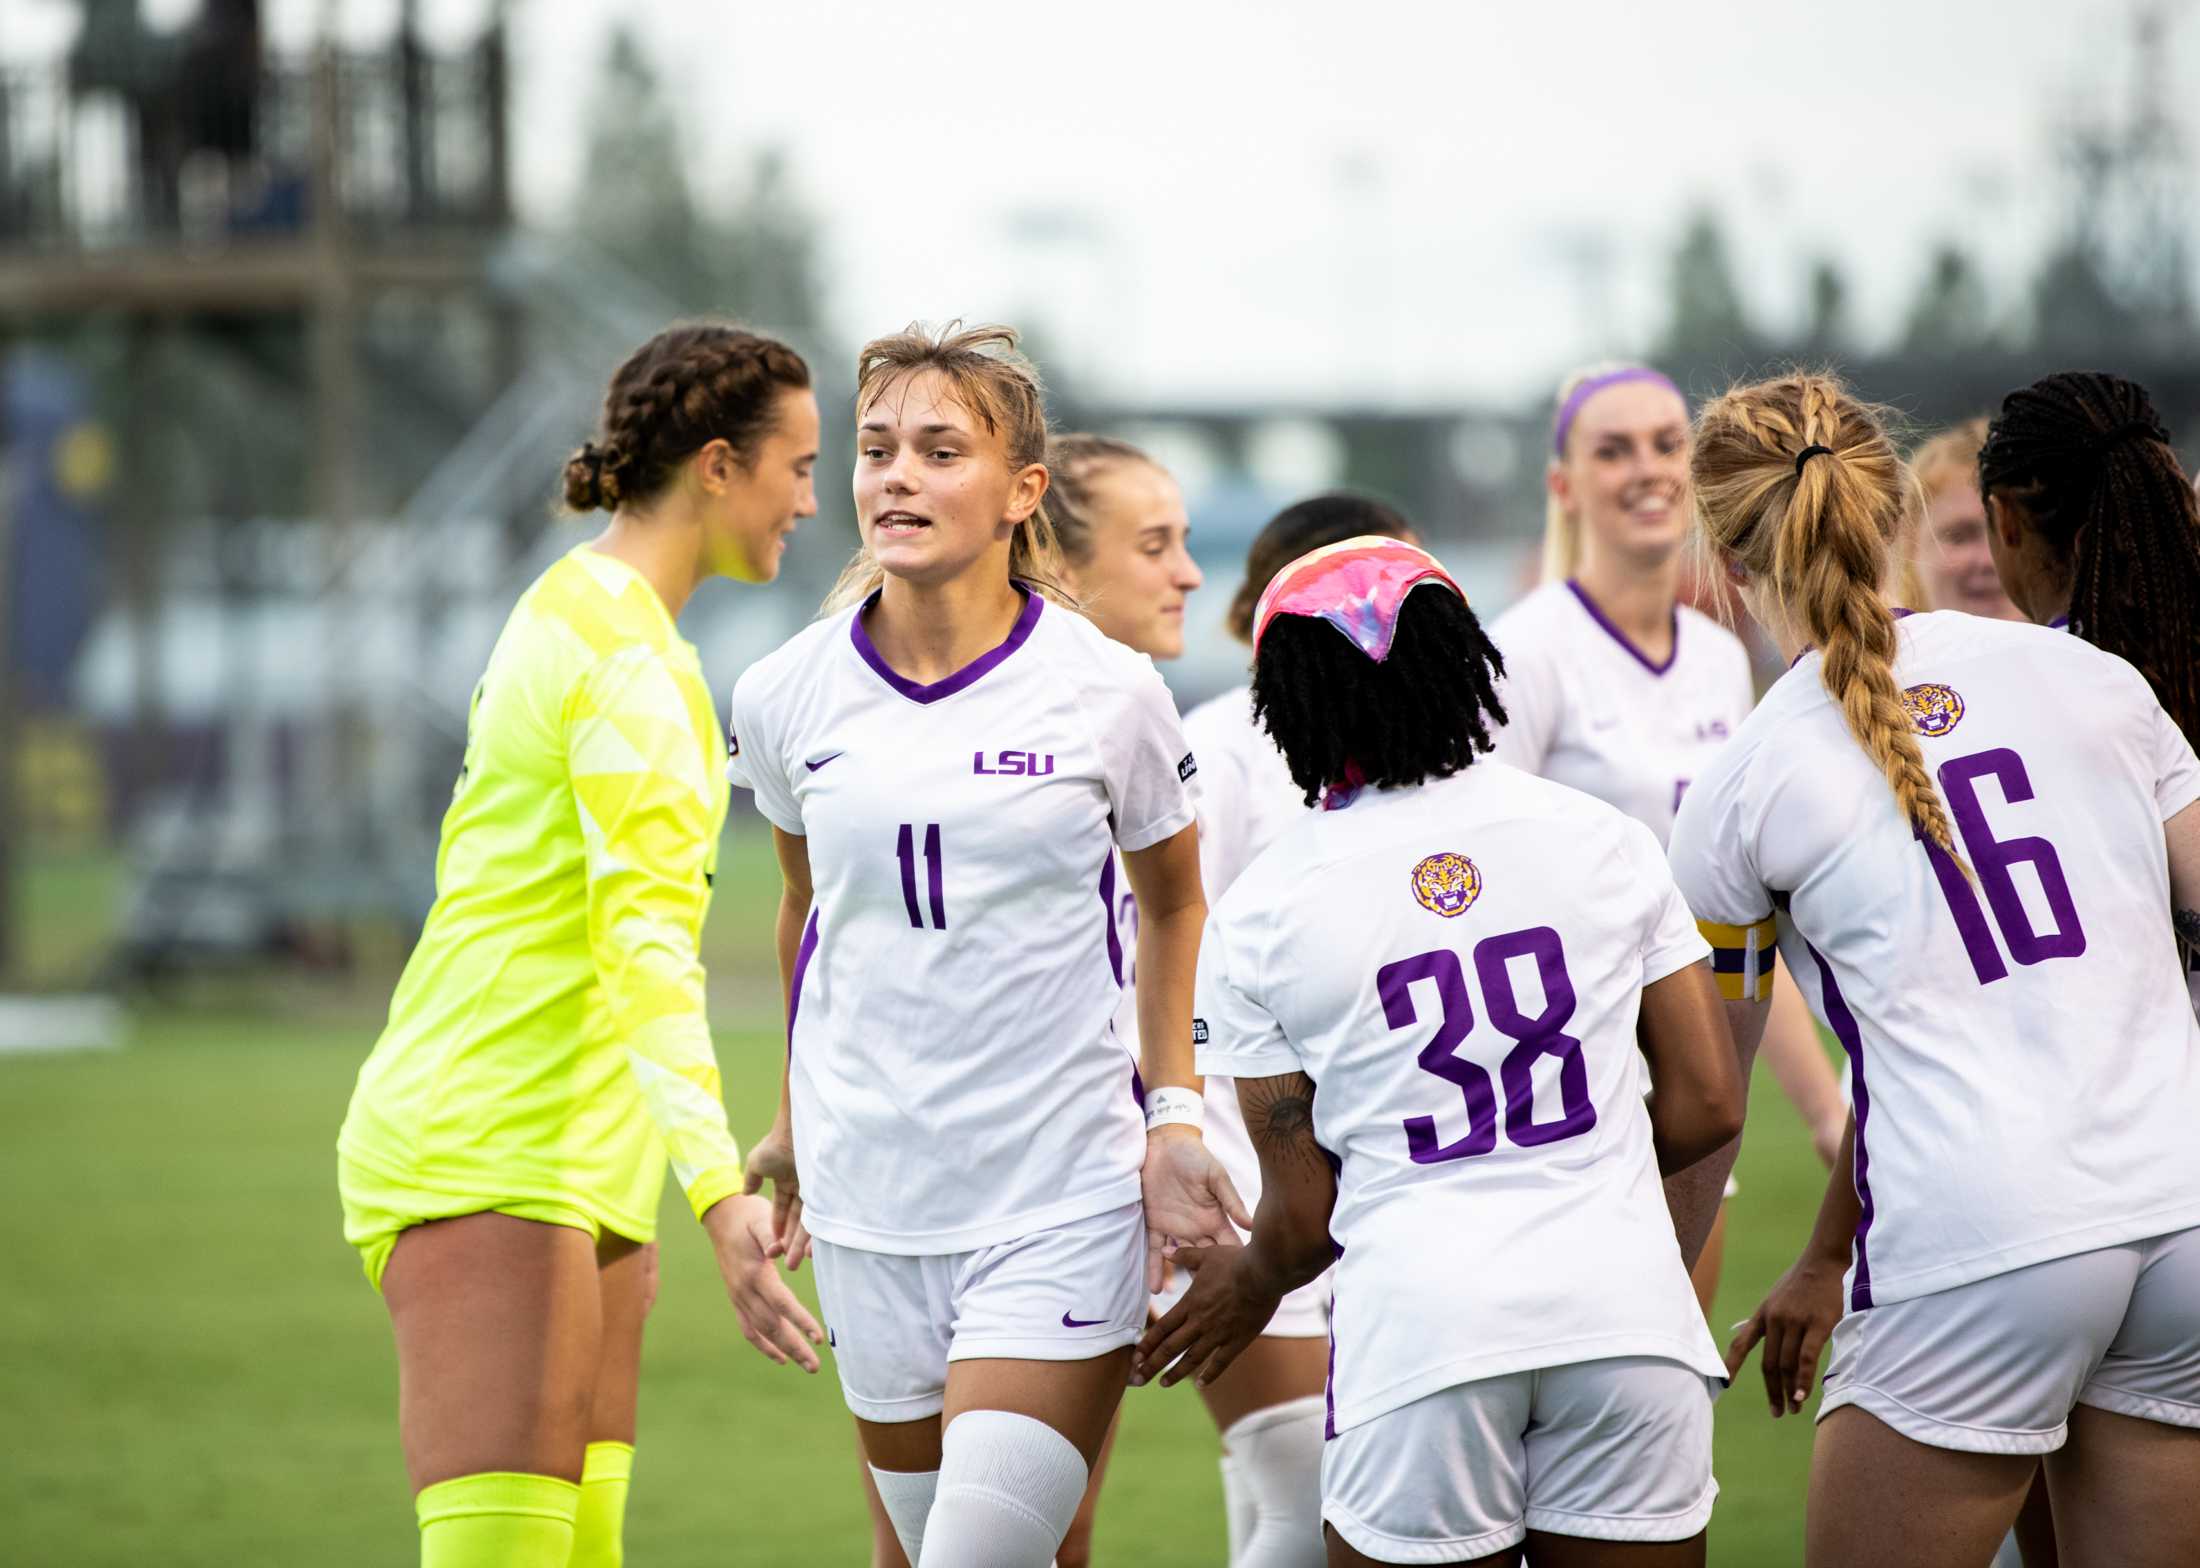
338, 324, 823, 1568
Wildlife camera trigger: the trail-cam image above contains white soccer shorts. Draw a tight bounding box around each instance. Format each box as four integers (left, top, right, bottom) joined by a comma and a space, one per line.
1819, 1224, 2200, 1453
812, 1201, 1147, 1424
1320, 1355, 1719, 1562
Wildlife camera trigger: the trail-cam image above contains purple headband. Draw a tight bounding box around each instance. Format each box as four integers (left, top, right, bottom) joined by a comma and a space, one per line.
1552, 367, 1683, 458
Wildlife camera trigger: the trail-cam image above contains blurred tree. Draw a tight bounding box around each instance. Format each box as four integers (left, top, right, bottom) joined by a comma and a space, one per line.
2029, 242, 2151, 356
1901, 245, 1996, 355
573, 30, 824, 336
1656, 209, 1759, 362
1802, 256, 1851, 355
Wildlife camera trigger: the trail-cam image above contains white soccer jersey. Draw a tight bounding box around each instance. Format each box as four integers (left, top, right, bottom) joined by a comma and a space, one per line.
1196, 763, 1727, 1437
728, 589, 1197, 1254
1487, 580, 1754, 846
1670, 610, 2200, 1311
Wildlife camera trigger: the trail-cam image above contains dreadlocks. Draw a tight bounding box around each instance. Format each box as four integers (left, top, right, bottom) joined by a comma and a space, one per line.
1978, 371, 2200, 745
1251, 586, 1509, 807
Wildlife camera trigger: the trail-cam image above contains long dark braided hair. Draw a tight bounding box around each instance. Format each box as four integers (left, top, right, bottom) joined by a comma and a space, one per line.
563, 323, 811, 512
1977, 371, 2200, 744
1252, 586, 1509, 806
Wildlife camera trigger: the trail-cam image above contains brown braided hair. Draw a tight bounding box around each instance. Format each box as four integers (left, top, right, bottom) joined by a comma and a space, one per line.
562, 323, 811, 513
1693, 373, 1958, 858
1977, 371, 2200, 746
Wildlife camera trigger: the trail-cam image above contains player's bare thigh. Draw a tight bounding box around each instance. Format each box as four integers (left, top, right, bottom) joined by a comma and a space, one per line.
850, 1352, 1130, 1482
586, 1234, 656, 1445
2043, 1403, 2200, 1568
1806, 1406, 2035, 1568
945, 1351, 1134, 1467
1323, 1524, 1521, 1566
1199, 1331, 1331, 1435
382, 1210, 604, 1489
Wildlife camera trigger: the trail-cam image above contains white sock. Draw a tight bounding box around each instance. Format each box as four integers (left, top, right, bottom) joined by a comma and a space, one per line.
1221, 1395, 1328, 1568
869, 1464, 939, 1566
917, 1409, 1089, 1568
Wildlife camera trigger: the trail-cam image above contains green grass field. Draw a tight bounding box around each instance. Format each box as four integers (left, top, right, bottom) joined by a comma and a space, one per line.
1, 835, 1831, 1564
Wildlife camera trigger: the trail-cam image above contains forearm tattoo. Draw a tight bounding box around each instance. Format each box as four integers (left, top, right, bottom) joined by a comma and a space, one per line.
1239, 1073, 1328, 1175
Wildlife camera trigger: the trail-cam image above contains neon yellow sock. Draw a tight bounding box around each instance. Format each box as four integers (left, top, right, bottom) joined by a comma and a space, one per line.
570, 1442, 636, 1568
415, 1471, 578, 1568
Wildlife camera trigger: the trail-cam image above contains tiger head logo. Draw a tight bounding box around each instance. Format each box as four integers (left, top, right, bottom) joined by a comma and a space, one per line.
1410, 852, 1483, 918
1900, 682, 1966, 739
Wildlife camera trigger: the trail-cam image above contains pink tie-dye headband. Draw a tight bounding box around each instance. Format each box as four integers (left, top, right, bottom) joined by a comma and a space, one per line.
1251, 536, 1464, 663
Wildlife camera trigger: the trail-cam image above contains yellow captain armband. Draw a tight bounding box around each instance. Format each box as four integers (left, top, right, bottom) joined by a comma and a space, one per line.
1700, 914, 1779, 1002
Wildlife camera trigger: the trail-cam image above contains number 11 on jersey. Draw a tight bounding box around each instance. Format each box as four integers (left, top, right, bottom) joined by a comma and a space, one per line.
898, 823, 947, 930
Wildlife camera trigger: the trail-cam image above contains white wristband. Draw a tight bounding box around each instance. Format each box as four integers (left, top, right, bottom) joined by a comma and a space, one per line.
1144, 1085, 1205, 1132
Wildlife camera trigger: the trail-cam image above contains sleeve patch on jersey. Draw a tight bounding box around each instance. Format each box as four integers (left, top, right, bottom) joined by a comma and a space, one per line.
1699, 913, 1778, 1002
1178, 751, 1198, 783
726, 725, 739, 758
1192, 1017, 1210, 1045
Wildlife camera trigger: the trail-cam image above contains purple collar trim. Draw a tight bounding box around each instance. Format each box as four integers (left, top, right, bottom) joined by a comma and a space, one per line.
2048, 614, 2070, 631
1566, 579, 1678, 676
851, 584, 1043, 704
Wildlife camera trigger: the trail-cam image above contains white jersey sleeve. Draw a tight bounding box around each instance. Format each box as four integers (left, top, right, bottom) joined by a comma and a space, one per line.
1194, 900, 1297, 1080
1085, 658, 1198, 852
2150, 696, 2200, 821
1629, 818, 1715, 985
726, 664, 803, 835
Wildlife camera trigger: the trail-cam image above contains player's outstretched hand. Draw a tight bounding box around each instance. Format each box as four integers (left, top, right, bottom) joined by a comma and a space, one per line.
1129, 1245, 1277, 1391
1141, 1125, 1254, 1293
1725, 1246, 1845, 1417
743, 1120, 809, 1269
703, 1193, 824, 1372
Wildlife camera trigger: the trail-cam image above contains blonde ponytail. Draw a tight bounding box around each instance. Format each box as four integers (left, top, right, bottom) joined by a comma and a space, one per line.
823, 322, 1083, 615
1692, 373, 1957, 859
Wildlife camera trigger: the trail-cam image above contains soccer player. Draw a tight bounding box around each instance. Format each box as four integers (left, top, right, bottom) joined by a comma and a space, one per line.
1154, 492, 1419, 1568
1138, 535, 1745, 1567
1488, 363, 1846, 1305
1678, 373, 2200, 1568
336, 323, 827, 1568
1977, 370, 2200, 1013
1888, 418, 2024, 621
728, 324, 1246, 1568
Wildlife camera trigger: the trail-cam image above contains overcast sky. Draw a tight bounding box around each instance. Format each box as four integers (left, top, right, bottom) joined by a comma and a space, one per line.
7, 0, 2188, 403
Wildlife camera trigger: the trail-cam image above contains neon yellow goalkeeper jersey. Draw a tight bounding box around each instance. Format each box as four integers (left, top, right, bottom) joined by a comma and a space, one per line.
339, 545, 744, 1241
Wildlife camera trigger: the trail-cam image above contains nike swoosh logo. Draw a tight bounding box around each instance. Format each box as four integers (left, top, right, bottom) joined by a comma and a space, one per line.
805, 753, 845, 772
1062, 1312, 1108, 1328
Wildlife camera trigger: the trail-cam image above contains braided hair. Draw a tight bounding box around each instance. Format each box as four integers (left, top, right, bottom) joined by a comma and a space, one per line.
1251, 584, 1509, 807
562, 323, 811, 512
1692, 373, 1959, 860
1977, 371, 2200, 745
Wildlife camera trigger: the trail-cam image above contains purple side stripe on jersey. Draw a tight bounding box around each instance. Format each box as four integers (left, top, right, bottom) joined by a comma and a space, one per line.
1565, 579, 1679, 677
1807, 939, 1876, 1311
786, 909, 820, 1053
1099, 853, 1124, 987
850, 584, 1045, 704
1129, 1064, 1145, 1110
